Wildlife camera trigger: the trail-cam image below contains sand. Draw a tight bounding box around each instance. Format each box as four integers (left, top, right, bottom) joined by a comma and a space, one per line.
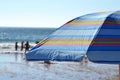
0, 52, 119, 80
0, 42, 119, 80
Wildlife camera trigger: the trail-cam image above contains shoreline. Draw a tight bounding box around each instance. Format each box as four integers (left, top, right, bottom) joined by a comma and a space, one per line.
0, 51, 118, 80
0, 50, 25, 54
0, 42, 35, 54
0, 42, 119, 80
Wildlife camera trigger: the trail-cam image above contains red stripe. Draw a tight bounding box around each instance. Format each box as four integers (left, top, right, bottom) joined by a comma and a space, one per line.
65, 24, 120, 26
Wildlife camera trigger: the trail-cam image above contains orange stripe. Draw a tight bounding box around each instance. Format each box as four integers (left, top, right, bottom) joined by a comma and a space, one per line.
40, 39, 91, 41
43, 44, 89, 46
65, 24, 102, 26
65, 23, 120, 26
64, 20, 120, 26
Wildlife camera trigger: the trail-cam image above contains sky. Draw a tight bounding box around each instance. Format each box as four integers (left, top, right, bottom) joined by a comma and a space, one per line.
0, 0, 120, 28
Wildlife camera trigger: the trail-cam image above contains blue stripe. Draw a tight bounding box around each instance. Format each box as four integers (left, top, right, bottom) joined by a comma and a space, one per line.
48, 35, 94, 39
109, 14, 120, 17
60, 26, 120, 30
87, 50, 120, 64
78, 14, 109, 20
101, 26, 120, 29
49, 35, 94, 37
88, 46, 120, 51
26, 58, 84, 62
97, 29, 120, 35
88, 61, 120, 64
39, 46, 89, 51
95, 35, 120, 38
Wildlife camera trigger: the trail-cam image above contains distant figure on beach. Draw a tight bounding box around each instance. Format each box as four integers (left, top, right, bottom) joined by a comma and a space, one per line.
35, 41, 39, 44
25, 41, 30, 53
44, 61, 51, 64
21, 41, 24, 51
15, 42, 18, 51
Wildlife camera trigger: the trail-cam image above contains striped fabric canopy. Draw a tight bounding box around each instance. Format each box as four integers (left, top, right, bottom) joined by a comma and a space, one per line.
26, 11, 120, 63
87, 11, 120, 64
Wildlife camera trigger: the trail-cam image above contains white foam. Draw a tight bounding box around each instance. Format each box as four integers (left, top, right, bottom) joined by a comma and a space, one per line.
0, 43, 36, 53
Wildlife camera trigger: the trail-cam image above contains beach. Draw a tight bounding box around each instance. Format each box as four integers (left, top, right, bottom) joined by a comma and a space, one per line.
0, 27, 119, 80
0, 54, 119, 80
0, 0, 119, 79
0, 49, 119, 80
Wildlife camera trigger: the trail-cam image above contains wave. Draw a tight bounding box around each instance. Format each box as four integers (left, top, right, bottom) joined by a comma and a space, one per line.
0, 43, 36, 53
0, 27, 56, 43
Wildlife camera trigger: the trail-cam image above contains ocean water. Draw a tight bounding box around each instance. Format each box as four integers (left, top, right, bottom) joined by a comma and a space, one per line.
0, 27, 118, 80
0, 27, 56, 51
0, 27, 56, 43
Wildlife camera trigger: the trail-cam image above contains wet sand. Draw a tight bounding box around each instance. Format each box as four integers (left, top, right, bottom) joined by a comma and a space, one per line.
0, 52, 119, 80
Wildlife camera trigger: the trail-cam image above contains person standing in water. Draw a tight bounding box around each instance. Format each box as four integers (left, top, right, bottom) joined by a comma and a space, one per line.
21, 41, 24, 51
25, 41, 30, 53
15, 42, 18, 51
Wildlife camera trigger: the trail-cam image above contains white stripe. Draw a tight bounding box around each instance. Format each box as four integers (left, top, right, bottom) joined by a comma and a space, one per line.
52, 30, 97, 36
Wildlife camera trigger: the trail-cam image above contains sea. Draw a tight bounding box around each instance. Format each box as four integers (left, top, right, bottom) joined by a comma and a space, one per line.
0, 27, 118, 80
0, 27, 56, 43
0, 27, 56, 51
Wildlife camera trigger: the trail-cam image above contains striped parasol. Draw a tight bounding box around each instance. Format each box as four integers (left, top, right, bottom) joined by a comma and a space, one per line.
87, 11, 120, 63
26, 11, 120, 63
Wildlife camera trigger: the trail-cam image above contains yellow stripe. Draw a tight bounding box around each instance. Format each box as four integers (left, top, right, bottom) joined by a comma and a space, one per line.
96, 11, 120, 14
66, 20, 104, 25
95, 12, 112, 14
45, 41, 91, 45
